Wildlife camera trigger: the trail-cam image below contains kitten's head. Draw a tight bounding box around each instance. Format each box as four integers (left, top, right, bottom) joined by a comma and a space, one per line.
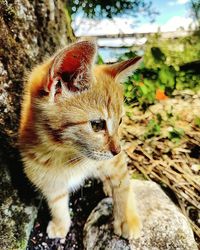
34, 40, 142, 161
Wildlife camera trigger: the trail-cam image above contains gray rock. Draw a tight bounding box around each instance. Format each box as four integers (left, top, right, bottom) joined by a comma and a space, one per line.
83, 180, 197, 250
0, 166, 37, 250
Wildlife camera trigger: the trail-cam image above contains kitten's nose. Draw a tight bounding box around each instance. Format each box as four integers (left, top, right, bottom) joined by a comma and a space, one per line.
110, 144, 121, 156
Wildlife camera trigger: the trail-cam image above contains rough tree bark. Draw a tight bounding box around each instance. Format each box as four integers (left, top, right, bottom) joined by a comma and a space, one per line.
0, 0, 74, 160
0, 1, 74, 248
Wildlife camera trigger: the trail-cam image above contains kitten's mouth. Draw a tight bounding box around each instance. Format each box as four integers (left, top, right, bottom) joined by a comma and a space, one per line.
84, 151, 114, 161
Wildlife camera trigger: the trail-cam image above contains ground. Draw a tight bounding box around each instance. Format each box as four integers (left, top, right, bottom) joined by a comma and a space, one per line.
121, 90, 200, 244
27, 180, 105, 250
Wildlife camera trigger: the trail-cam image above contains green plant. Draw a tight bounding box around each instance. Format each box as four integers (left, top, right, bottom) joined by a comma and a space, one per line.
168, 128, 185, 143
68, 0, 157, 20
194, 116, 200, 127
144, 119, 161, 139
121, 33, 200, 107
97, 54, 104, 65
190, 0, 200, 30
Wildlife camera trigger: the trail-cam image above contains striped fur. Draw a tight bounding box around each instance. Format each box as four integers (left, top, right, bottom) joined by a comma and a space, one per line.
19, 40, 142, 240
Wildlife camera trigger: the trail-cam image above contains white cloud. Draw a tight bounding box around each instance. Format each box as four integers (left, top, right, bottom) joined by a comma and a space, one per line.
73, 16, 194, 37
134, 23, 159, 33
72, 17, 136, 36
160, 16, 193, 31
98, 37, 147, 47
131, 16, 193, 33
168, 0, 189, 6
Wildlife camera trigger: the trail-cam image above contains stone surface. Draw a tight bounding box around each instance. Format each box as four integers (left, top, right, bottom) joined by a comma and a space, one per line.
0, 166, 37, 250
84, 180, 198, 250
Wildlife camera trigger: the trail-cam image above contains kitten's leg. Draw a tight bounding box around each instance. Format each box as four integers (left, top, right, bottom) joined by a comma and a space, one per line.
45, 190, 71, 239
100, 153, 142, 239
101, 175, 113, 197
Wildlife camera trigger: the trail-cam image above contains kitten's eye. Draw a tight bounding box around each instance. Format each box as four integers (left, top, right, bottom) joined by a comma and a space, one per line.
90, 119, 106, 132
119, 118, 123, 125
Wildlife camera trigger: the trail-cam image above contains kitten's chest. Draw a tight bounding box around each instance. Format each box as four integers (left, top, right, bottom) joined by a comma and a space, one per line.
65, 160, 96, 191
27, 147, 97, 192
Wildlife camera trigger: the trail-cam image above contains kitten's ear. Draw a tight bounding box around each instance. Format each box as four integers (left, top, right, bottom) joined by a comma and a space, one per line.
104, 57, 143, 83
47, 40, 97, 99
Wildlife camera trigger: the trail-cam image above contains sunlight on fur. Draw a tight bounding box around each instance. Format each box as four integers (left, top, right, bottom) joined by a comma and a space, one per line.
19, 39, 142, 240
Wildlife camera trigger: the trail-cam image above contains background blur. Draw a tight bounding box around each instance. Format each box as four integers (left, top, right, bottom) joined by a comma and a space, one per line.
67, 0, 200, 103
66, 0, 200, 242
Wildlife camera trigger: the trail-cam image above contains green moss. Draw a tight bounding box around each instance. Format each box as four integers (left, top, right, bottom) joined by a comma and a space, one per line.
0, 167, 36, 250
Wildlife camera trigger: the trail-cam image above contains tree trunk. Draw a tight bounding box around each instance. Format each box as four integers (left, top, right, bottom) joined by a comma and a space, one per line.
0, 1, 74, 248
0, 0, 74, 159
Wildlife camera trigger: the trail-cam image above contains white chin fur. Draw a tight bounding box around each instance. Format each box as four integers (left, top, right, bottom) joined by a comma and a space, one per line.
86, 152, 113, 161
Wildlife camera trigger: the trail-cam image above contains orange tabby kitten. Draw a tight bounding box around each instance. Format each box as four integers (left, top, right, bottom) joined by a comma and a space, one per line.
19, 40, 142, 240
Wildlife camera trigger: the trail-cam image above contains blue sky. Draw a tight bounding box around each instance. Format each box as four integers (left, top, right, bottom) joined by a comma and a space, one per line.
72, 0, 193, 35
152, 0, 189, 25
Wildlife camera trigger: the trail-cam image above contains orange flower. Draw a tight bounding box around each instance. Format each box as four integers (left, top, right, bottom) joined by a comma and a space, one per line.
156, 89, 168, 100
139, 82, 144, 86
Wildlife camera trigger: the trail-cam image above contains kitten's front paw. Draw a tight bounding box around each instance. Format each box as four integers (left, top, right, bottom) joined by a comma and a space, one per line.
47, 220, 71, 239
114, 213, 142, 240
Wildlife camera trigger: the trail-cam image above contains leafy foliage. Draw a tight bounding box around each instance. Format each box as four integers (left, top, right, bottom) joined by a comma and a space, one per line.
144, 33, 200, 69
190, 0, 200, 30
67, 0, 158, 21
144, 119, 161, 139
122, 33, 200, 107
97, 54, 104, 65
168, 128, 185, 143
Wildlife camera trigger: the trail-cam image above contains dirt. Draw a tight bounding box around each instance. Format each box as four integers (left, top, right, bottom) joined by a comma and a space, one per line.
27, 180, 105, 250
